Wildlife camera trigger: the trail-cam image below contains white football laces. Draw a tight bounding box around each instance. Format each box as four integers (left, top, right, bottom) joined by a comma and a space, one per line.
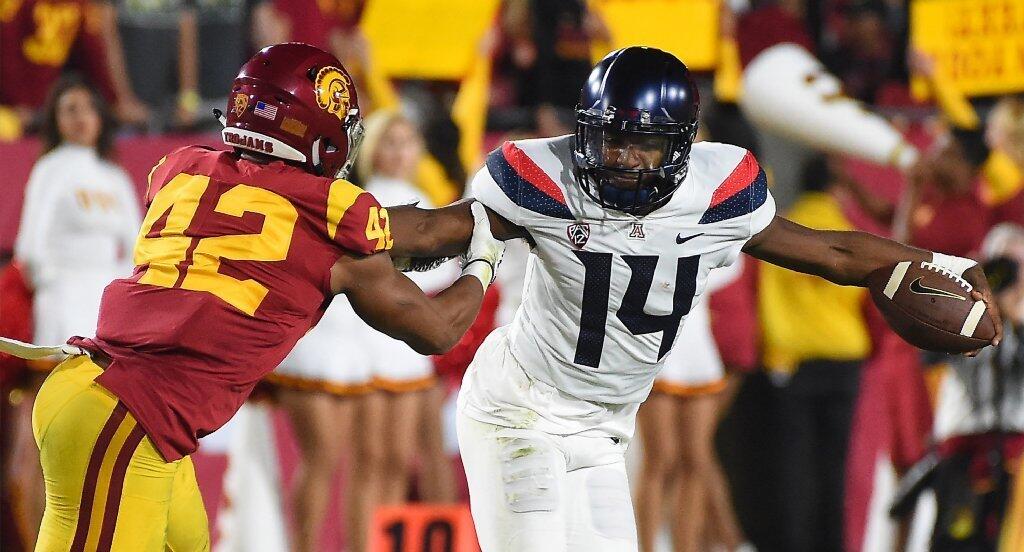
920, 261, 973, 292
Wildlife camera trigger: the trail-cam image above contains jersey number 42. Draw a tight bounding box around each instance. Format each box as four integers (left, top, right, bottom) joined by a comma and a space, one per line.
133, 173, 298, 316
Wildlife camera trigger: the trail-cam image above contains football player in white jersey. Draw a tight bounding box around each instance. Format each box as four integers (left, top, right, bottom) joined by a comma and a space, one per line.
385, 47, 1000, 552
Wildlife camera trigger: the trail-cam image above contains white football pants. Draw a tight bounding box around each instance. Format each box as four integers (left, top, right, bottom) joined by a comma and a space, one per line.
457, 411, 638, 552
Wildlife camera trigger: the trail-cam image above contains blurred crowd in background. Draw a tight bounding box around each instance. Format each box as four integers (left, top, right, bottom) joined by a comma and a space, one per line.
3, 0, 1024, 551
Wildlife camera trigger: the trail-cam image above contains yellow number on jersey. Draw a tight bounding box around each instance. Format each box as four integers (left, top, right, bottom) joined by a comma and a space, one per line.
181, 185, 297, 316
135, 173, 209, 288
133, 174, 299, 316
364, 206, 394, 251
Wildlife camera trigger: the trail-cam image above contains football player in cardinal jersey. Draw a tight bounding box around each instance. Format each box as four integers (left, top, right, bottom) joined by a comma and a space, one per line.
0, 43, 503, 551
384, 47, 1001, 552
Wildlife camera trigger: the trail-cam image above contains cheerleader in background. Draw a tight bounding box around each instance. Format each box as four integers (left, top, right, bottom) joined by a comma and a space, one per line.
7, 74, 140, 544
355, 108, 461, 519
268, 110, 458, 552
634, 256, 751, 552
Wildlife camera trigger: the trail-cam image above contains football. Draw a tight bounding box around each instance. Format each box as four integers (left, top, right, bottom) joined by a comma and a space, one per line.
867, 261, 996, 353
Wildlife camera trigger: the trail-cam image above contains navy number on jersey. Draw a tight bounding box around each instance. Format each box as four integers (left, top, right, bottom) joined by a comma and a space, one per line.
573, 252, 700, 368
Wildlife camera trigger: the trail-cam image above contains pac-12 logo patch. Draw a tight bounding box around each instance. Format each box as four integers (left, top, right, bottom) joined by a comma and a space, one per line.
567, 222, 590, 248
314, 66, 353, 121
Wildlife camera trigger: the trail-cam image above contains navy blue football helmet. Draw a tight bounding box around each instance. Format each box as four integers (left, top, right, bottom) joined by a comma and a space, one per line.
573, 47, 700, 214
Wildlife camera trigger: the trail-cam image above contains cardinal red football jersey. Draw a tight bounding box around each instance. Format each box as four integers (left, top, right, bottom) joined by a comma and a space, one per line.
74, 145, 392, 460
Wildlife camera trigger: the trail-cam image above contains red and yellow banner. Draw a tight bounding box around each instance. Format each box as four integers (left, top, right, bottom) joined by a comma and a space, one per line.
911, 0, 1024, 99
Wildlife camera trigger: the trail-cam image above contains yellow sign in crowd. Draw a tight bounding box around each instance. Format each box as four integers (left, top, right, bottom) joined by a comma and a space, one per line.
589, 0, 720, 69
912, 0, 1024, 99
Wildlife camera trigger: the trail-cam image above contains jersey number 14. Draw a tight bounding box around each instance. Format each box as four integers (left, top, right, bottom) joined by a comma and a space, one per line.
574, 251, 700, 368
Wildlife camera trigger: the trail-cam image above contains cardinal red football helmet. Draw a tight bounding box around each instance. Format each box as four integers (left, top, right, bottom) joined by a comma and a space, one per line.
222, 43, 363, 178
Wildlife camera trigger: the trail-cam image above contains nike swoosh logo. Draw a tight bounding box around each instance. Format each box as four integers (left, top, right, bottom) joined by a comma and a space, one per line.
909, 277, 966, 301
676, 232, 704, 244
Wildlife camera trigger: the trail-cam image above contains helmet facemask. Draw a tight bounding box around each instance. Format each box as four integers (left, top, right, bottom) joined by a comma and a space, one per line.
573, 114, 698, 214
328, 111, 364, 179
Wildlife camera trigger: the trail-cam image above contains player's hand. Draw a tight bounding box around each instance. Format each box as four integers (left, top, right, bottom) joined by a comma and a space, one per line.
963, 264, 1002, 355
461, 202, 506, 289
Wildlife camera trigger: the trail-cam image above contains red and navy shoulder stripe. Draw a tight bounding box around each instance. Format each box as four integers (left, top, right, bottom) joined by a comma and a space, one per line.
485, 142, 574, 220
698, 151, 768, 224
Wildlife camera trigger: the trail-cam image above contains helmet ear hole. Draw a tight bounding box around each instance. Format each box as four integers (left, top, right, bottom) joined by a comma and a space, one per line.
306, 67, 318, 81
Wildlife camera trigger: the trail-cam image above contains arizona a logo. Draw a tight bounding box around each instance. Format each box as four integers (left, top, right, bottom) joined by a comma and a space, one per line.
628, 222, 646, 239
567, 222, 590, 248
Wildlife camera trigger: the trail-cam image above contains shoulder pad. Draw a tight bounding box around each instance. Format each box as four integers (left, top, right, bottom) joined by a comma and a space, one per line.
484, 142, 573, 220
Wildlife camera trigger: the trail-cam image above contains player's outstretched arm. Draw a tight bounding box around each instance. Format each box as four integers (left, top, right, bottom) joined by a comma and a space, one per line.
743, 215, 1002, 346
332, 203, 506, 355
387, 200, 530, 259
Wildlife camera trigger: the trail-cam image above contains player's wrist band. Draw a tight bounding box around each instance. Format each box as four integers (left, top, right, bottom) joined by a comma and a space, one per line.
462, 258, 495, 290
931, 252, 978, 277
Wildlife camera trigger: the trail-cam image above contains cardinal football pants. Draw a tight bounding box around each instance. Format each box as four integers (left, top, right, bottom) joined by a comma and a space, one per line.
32, 355, 209, 551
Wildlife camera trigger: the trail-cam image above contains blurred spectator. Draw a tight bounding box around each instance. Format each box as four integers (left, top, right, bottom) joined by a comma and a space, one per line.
353, 107, 459, 515
983, 96, 1024, 204
496, 0, 539, 111
706, 1, 761, 156
531, 0, 608, 137
398, 81, 469, 192
636, 256, 751, 552
828, 51, 1023, 260
843, 130, 1024, 258
271, 298, 378, 552
7, 74, 140, 545
271, 0, 361, 52
914, 50, 1024, 233
195, 0, 287, 106
737, 0, 813, 67
902, 225, 1024, 550
116, 0, 201, 129
0, 0, 149, 134
988, 97, 1024, 172
821, 0, 895, 104
758, 155, 870, 552
117, 0, 286, 131
269, 110, 460, 552
903, 130, 992, 254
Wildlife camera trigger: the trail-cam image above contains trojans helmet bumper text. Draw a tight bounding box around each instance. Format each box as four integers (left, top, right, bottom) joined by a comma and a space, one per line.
222, 42, 364, 179
573, 46, 700, 214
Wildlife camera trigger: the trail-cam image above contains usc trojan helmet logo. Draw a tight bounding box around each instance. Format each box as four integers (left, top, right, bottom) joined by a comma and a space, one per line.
314, 66, 353, 120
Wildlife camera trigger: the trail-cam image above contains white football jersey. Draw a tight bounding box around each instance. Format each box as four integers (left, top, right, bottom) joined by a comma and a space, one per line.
471, 135, 775, 405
